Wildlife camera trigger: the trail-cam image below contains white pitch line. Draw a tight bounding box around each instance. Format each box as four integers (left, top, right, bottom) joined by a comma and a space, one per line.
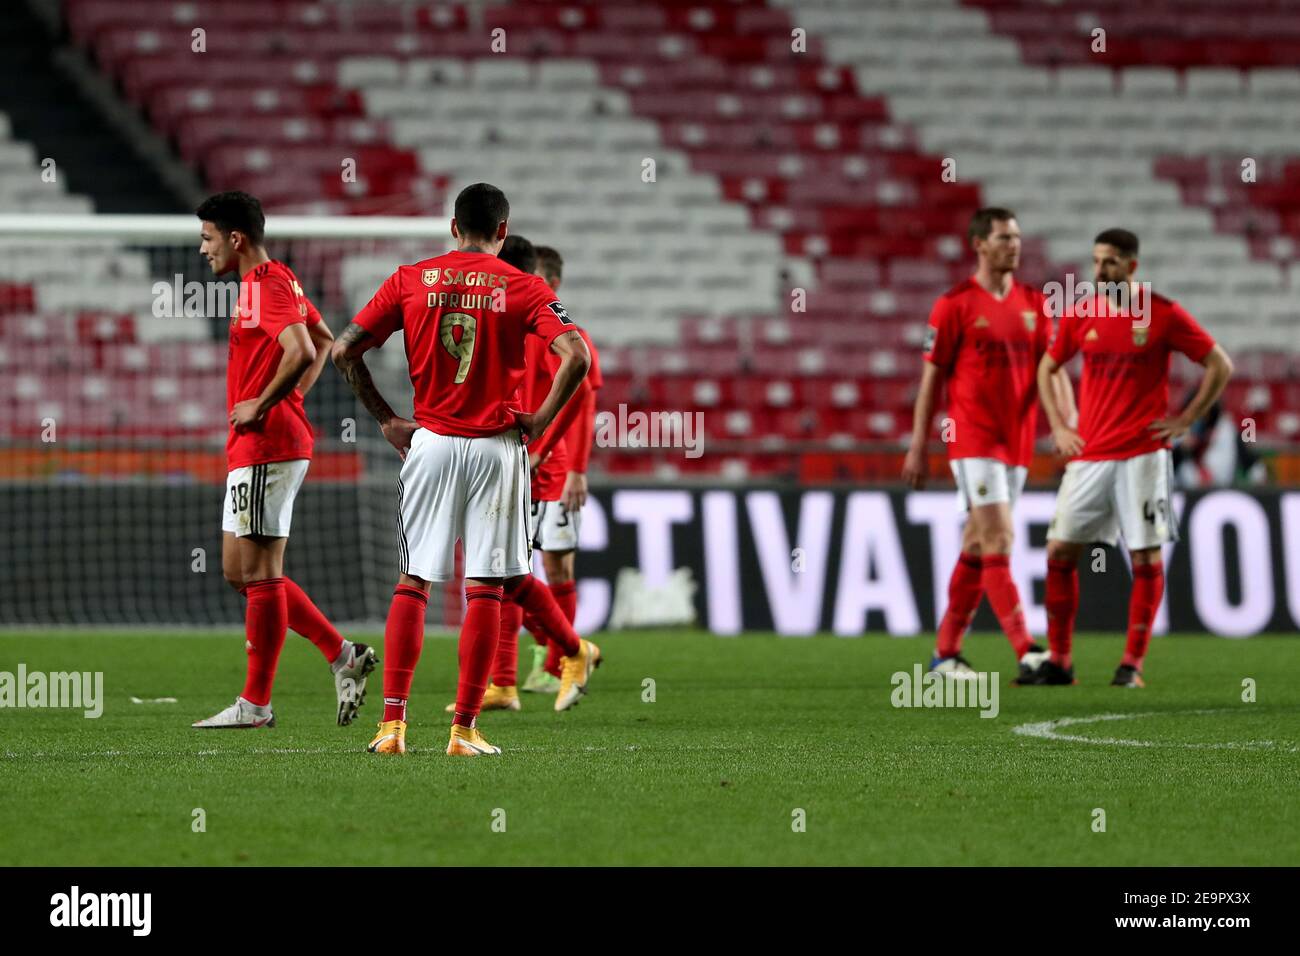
1013, 709, 1299, 753
2, 747, 341, 760
0, 743, 768, 760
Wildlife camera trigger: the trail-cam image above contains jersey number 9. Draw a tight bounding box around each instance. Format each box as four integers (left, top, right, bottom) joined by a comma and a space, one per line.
439, 312, 477, 384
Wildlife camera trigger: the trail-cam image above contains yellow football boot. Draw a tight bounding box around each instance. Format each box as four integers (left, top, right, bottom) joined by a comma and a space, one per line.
446, 723, 502, 756
444, 682, 520, 713
367, 719, 407, 755
555, 639, 602, 712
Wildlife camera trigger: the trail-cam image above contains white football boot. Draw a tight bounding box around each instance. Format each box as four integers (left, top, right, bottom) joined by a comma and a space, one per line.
332, 641, 378, 726
929, 654, 980, 680
192, 696, 275, 729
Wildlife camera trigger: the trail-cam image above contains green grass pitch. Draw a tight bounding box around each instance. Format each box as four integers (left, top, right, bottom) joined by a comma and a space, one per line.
1, 630, 1296, 866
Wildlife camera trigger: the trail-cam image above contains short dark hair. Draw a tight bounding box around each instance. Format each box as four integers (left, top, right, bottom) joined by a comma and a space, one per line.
454, 182, 510, 241
196, 190, 265, 246
534, 245, 563, 282
1094, 228, 1139, 257
968, 207, 1017, 242
498, 234, 537, 273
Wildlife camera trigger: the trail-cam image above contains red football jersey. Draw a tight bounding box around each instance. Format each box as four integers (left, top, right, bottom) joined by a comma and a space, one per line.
352, 250, 575, 438
523, 331, 569, 500
1049, 287, 1215, 461
923, 277, 1051, 467
226, 260, 320, 468
530, 324, 603, 500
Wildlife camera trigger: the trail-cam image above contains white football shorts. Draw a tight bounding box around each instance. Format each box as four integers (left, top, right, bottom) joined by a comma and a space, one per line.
529, 498, 581, 553
1047, 448, 1176, 550
397, 427, 532, 582
950, 457, 1028, 512
222, 459, 310, 538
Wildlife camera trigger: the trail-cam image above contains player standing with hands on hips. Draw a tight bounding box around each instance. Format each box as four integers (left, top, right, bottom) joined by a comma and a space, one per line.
1034, 229, 1232, 687
193, 190, 378, 730
332, 183, 593, 756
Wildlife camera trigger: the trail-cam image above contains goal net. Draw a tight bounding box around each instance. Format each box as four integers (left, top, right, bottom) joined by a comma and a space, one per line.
0, 213, 465, 629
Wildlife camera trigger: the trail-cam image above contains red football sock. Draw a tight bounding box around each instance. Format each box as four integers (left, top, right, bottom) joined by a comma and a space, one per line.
453, 584, 504, 727
282, 577, 345, 663
528, 619, 548, 648
519, 607, 546, 648
543, 637, 564, 678
506, 575, 581, 659
935, 552, 983, 658
546, 579, 578, 676
240, 577, 287, 707
381, 585, 428, 723
982, 555, 1034, 658
493, 599, 524, 687
550, 579, 577, 622
1045, 559, 1079, 668
1123, 563, 1164, 670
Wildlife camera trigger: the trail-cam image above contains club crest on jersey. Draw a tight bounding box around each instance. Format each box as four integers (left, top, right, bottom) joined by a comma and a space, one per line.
1022, 310, 1036, 331
422, 268, 440, 286
548, 301, 573, 325
1132, 326, 1149, 346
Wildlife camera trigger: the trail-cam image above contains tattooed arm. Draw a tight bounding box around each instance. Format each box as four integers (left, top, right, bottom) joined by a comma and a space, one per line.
331, 321, 418, 459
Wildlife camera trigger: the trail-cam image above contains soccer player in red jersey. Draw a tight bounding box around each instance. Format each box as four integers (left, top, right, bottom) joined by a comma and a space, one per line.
332, 183, 593, 756
1036, 229, 1233, 687
459, 238, 601, 710
191, 191, 377, 730
526, 244, 602, 690
903, 208, 1074, 682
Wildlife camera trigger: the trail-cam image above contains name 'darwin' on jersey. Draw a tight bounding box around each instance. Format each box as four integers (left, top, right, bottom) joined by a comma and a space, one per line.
422, 267, 512, 311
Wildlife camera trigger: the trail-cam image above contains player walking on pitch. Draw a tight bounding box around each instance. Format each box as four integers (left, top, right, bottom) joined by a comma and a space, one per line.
903, 207, 1074, 682
192, 191, 377, 729
1035, 229, 1232, 687
332, 183, 593, 756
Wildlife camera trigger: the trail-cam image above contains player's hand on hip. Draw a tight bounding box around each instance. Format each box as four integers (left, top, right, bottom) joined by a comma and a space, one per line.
382, 417, 418, 460
562, 471, 588, 510
1052, 425, 1085, 457
901, 445, 927, 489
1148, 415, 1191, 443
229, 399, 264, 430
515, 411, 547, 444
